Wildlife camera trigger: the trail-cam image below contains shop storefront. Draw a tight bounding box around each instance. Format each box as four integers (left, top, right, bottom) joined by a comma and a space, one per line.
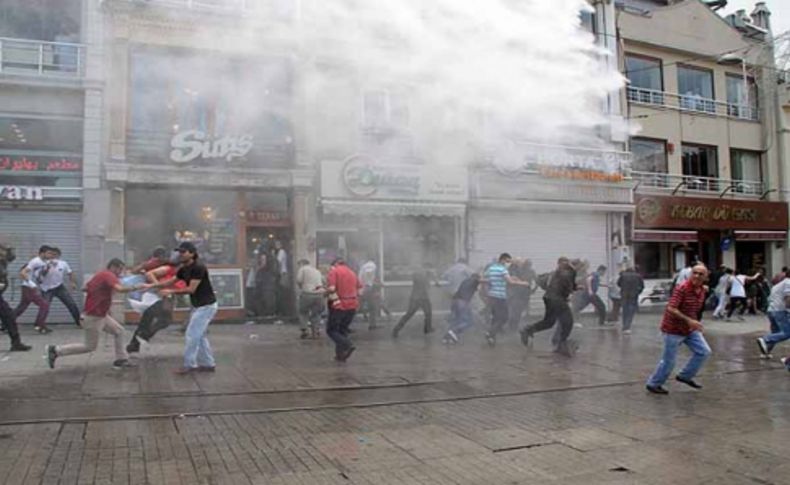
318, 158, 467, 311
633, 194, 789, 277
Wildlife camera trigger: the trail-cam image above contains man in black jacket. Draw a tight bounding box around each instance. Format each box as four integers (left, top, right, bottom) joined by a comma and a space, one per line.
618, 267, 645, 334
0, 244, 31, 351
520, 257, 577, 356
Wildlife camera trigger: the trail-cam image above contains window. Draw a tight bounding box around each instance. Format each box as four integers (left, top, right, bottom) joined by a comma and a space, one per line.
682, 144, 718, 190
0, 117, 82, 187
678, 65, 715, 113
362, 90, 410, 131
726, 74, 758, 120
731, 149, 762, 193
631, 138, 667, 173
579, 10, 596, 36
0, 0, 80, 42
625, 54, 663, 105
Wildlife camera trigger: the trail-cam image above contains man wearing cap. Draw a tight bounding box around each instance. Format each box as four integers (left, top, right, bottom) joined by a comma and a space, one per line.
162, 242, 219, 374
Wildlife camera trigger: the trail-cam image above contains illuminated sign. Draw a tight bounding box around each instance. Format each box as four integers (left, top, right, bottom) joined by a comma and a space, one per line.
0, 156, 81, 172
170, 130, 254, 164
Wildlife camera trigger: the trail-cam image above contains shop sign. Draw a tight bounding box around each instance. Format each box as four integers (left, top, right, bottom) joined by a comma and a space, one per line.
0, 185, 43, 201
492, 142, 631, 177
169, 130, 254, 164
0, 156, 81, 172
244, 210, 290, 225
634, 195, 789, 231
321, 157, 468, 202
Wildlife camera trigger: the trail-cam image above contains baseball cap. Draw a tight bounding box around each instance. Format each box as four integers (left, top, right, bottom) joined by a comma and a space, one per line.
175, 241, 198, 254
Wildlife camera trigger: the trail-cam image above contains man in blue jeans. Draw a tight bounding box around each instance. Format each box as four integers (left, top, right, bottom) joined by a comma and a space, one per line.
646, 263, 712, 394
617, 267, 644, 335
757, 269, 790, 358
443, 273, 480, 344
161, 242, 218, 374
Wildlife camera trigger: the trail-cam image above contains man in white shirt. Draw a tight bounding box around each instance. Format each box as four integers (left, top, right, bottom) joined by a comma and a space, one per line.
357, 257, 380, 329
296, 259, 325, 339
14, 245, 54, 333
757, 269, 790, 358
274, 240, 289, 318
40, 247, 81, 327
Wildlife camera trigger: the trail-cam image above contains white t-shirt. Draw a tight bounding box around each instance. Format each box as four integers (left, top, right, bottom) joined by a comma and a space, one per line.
358, 260, 377, 288
276, 249, 288, 275
40, 260, 72, 292
21, 257, 47, 289
296, 265, 324, 294
729, 275, 746, 298
769, 278, 790, 312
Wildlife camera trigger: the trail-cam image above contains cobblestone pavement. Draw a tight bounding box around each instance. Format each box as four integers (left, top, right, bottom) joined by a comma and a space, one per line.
0, 312, 788, 484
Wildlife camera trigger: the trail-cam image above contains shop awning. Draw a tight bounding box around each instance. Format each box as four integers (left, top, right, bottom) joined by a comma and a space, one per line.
734, 230, 787, 241
321, 199, 466, 217
633, 230, 698, 242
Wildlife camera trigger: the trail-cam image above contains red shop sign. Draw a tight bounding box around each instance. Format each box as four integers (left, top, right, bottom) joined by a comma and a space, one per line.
0, 156, 82, 172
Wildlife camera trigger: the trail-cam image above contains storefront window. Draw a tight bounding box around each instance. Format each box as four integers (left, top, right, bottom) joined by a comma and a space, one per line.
631, 138, 667, 173
382, 217, 455, 281
125, 188, 238, 265
129, 48, 294, 167
0, 117, 82, 187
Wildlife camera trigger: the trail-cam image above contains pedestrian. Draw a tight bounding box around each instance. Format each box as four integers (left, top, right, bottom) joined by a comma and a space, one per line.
441, 258, 473, 296
126, 253, 184, 353
483, 253, 530, 346
296, 259, 325, 339
392, 267, 436, 337
14, 245, 53, 334
158, 242, 219, 374
772, 266, 788, 286
358, 256, 380, 329
255, 252, 277, 318
40, 247, 81, 327
712, 267, 733, 319
607, 276, 622, 323
645, 263, 712, 394
46, 258, 144, 370
756, 268, 790, 359
506, 259, 536, 331
0, 244, 31, 351
726, 271, 751, 321
520, 256, 578, 356
574, 265, 607, 326
325, 258, 360, 362
617, 266, 644, 334
274, 240, 290, 318
443, 273, 480, 344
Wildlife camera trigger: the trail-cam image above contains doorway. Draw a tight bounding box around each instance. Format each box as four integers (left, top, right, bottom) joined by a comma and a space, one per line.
245, 226, 294, 318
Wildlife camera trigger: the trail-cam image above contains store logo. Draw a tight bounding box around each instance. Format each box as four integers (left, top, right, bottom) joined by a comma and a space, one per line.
0, 186, 43, 201
170, 130, 254, 164
636, 197, 660, 224
341, 156, 420, 197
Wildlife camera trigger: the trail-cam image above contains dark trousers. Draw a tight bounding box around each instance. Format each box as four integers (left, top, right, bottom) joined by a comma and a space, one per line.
529, 297, 573, 344
727, 297, 747, 318
0, 294, 22, 344
489, 297, 510, 336
506, 295, 530, 330
394, 297, 432, 333
43, 285, 81, 325
14, 286, 50, 328
621, 297, 638, 331
574, 293, 606, 325
607, 298, 621, 322
134, 299, 172, 342
327, 308, 356, 356
360, 290, 381, 328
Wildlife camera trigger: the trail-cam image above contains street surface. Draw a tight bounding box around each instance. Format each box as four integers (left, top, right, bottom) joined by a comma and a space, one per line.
0, 311, 787, 484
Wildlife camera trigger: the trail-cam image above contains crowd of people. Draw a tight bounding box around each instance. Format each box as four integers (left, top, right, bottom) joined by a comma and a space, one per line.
2, 240, 790, 390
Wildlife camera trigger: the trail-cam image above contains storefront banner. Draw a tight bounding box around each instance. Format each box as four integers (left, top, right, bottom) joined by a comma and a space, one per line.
320, 158, 468, 202
0, 185, 43, 201
0, 155, 81, 172
635, 195, 789, 231
170, 130, 254, 163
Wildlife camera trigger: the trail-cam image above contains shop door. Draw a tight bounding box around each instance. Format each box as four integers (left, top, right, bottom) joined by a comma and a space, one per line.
697, 230, 721, 271
0, 209, 83, 324
245, 226, 294, 317
736, 241, 766, 273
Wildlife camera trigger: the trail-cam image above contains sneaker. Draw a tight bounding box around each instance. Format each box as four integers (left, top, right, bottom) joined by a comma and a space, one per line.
112, 359, 137, 369
10, 342, 31, 352
780, 357, 790, 372
756, 337, 771, 357
126, 340, 141, 354
485, 333, 496, 347
519, 328, 532, 347
337, 346, 356, 362
675, 375, 702, 389
622, 329, 632, 335
38, 327, 53, 334
46, 345, 57, 369
646, 385, 669, 395
447, 329, 459, 344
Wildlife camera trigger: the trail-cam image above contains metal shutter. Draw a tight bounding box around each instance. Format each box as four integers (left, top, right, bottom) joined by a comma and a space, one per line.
469, 209, 608, 275
0, 210, 83, 324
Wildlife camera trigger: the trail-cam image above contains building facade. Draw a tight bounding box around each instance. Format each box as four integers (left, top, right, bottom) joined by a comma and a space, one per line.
619, 0, 787, 278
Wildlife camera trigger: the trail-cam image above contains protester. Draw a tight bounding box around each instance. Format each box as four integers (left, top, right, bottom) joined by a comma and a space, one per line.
726, 271, 750, 321
506, 258, 536, 331
574, 265, 607, 326
756, 269, 790, 359
358, 256, 380, 329
441, 258, 473, 296
645, 263, 712, 394
483, 253, 530, 346
14, 245, 53, 333
47, 258, 144, 370
521, 256, 577, 356
443, 273, 481, 344
617, 266, 644, 335
0, 244, 31, 351
392, 267, 436, 337
296, 259, 325, 339
40, 247, 81, 327
325, 258, 360, 362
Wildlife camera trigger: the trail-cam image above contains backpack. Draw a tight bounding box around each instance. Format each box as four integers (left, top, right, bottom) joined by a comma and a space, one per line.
537, 272, 553, 290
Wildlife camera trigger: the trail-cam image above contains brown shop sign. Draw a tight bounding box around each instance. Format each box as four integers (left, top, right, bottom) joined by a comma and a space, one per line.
635, 195, 788, 231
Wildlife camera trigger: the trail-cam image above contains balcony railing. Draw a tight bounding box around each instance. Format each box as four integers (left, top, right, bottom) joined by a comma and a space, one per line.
0, 38, 85, 78
116, 0, 296, 18
627, 86, 759, 121
632, 171, 764, 196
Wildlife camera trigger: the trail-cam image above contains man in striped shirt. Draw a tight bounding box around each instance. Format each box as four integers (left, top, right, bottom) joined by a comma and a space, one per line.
646, 263, 712, 394
484, 253, 530, 346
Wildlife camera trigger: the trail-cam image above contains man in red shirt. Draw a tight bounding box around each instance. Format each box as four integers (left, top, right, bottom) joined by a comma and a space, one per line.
325, 258, 361, 362
47, 259, 147, 369
646, 263, 712, 394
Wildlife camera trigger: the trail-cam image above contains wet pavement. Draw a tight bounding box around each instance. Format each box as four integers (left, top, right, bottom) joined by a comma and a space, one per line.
0, 311, 788, 484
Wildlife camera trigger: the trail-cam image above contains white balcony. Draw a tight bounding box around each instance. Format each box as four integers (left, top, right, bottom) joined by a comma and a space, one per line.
627, 86, 759, 121
111, 0, 296, 19
632, 171, 764, 197
0, 38, 85, 78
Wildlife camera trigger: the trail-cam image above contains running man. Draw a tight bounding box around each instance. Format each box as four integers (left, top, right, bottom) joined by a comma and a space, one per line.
756, 268, 790, 359
645, 263, 712, 394
483, 253, 530, 346
14, 245, 53, 333
392, 267, 436, 338
40, 247, 81, 327
0, 244, 31, 351
520, 257, 578, 356
443, 273, 480, 344
47, 258, 145, 369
